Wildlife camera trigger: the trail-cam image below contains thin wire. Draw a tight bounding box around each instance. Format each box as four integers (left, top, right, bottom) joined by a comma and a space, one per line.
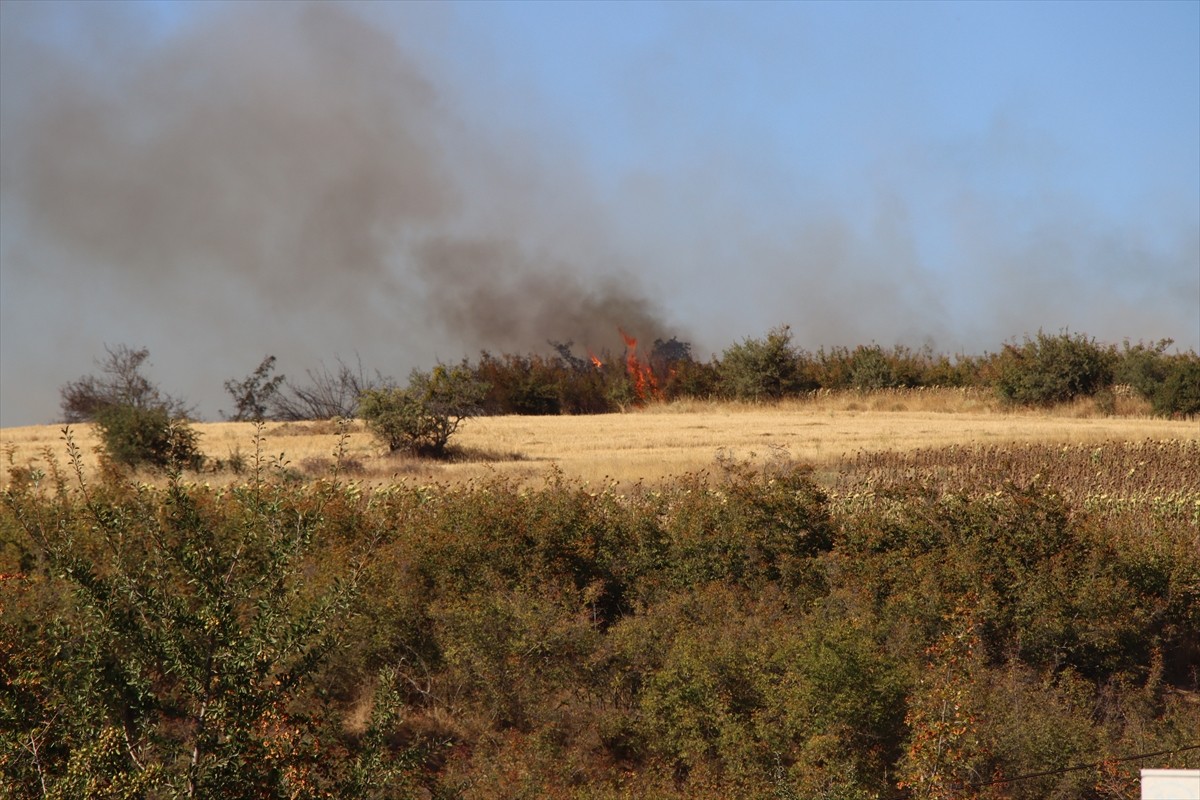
962, 743, 1200, 789
884, 741, 1200, 799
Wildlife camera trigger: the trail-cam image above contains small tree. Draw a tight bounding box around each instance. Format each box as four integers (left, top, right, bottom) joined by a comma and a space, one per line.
359, 364, 489, 457
849, 344, 899, 391
268, 356, 379, 421
718, 325, 809, 401
1153, 355, 1200, 417
1116, 340, 1200, 417
223, 355, 286, 422
61, 345, 201, 471
95, 405, 204, 472
994, 330, 1115, 407
60, 344, 189, 422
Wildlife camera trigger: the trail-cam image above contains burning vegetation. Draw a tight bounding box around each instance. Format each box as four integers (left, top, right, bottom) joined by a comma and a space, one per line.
619, 328, 663, 404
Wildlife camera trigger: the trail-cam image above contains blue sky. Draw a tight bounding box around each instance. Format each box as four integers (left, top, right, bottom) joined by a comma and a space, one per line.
1, 0, 1197, 426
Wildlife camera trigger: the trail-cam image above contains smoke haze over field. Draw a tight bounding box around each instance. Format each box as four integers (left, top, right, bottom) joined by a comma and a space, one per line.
2, 1, 1197, 426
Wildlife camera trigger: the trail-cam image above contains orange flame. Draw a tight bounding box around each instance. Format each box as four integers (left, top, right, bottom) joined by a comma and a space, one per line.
618, 328, 661, 404
589, 351, 604, 369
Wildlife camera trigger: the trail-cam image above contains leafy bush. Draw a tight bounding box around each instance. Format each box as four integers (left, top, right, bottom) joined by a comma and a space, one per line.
6, 431, 1198, 798
475, 351, 572, 415
995, 330, 1115, 406
1115, 339, 1173, 397
1114, 339, 1200, 417
59, 344, 202, 471
359, 364, 488, 457
94, 404, 204, 472
849, 345, 899, 391
718, 325, 811, 400
1153, 355, 1200, 417
0, 435, 407, 798
661, 456, 833, 592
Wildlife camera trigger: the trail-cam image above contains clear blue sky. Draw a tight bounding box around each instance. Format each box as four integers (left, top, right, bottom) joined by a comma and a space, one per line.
1, 0, 1197, 426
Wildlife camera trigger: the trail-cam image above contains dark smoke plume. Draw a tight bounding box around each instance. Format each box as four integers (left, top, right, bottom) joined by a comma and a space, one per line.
0, 2, 676, 423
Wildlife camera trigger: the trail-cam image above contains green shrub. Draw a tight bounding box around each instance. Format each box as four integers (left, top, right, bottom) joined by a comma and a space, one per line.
660, 457, 833, 594
94, 403, 204, 472
359, 364, 488, 457
1115, 339, 1173, 398
995, 330, 1115, 406
849, 345, 899, 391
0, 438, 406, 798
1114, 339, 1200, 417
1151, 355, 1200, 417
718, 325, 812, 400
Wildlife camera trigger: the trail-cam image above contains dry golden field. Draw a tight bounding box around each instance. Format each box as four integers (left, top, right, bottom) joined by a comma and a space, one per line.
2, 388, 1195, 490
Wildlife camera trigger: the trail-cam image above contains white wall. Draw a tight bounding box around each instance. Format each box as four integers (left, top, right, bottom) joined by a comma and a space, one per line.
1141, 769, 1200, 800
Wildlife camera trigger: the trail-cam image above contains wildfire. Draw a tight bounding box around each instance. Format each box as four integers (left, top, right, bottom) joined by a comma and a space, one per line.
589, 351, 604, 369
618, 328, 662, 404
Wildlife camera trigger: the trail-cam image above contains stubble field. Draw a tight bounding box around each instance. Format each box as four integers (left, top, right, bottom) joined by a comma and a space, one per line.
2, 388, 1195, 490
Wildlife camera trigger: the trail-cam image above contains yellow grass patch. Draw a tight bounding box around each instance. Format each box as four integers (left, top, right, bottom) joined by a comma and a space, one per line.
1, 389, 1193, 490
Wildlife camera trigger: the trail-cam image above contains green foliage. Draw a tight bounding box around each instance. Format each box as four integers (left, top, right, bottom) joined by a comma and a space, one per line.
0, 431, 403, 799
660, 456, 833, 593
1114, 340, 1200, 417
373, 329, 1182, 413
94, 404, 204, 472
1152, 354, 1200, 417
474, 352, 572, 415
662, 357, 720, 400
718, 325, 810, 400
1116, 339, 1174, 398
359, 364, 488, 457
58, 344, 201, 472
223, 355, 286, 422
849, 344, 900, 391
995, 330, 1115, 406
5, 430, 1198, 798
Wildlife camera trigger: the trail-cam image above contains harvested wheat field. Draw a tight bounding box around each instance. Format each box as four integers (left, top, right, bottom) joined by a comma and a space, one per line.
2, 389, 1195, 490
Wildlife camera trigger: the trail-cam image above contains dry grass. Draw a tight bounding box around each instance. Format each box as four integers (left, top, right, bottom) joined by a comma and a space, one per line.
832, 439, 1200, 522
2, 388, 1193, 491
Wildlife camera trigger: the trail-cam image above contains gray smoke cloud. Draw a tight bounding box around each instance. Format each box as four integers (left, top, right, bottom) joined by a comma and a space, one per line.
1, 1, 1196, 427
0, 1, 675, 424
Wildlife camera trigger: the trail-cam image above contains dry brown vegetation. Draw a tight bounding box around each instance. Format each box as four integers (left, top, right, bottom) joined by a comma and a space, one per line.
4, 387, 1198, 798
1, 387, 1191, 491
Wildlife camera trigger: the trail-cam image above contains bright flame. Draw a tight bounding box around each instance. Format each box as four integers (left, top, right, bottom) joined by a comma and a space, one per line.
589, 351, 604, 369
618, 327, 661, 404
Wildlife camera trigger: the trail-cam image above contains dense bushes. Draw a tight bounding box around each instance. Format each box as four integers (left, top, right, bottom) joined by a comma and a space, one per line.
4, 439, 1198, 798
995, 330, 1115, 406
66, 332, 1198, 448
1117, 341, 1200, 417
0, 436, 407, 798
458, 328, 1195, 416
